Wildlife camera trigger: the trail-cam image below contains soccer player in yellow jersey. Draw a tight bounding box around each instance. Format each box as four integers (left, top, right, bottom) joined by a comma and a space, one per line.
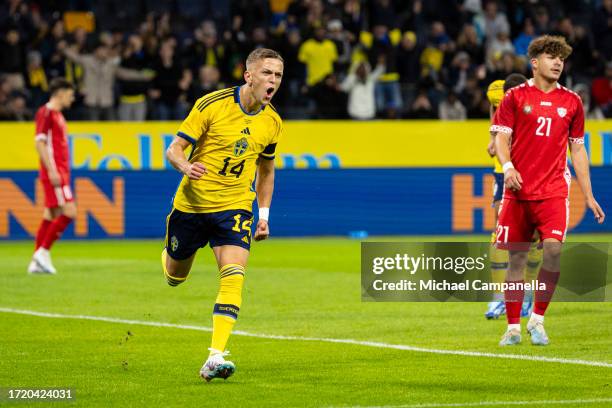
485, 73, 538, 319
162, 48, 284, 381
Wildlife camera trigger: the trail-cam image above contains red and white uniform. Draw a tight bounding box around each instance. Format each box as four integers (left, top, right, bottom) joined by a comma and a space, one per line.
35, 104, 73, 208
491, 79, 585, 244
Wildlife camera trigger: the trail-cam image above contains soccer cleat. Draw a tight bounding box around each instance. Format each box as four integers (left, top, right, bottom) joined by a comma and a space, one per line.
527, 321, 549, 346
485, 301, 506, 319
27, 259, 45, 274
521, 291, 534, 317
200, 349, 235, 382
521, 299, 533, 317
32, 248, 57, 274
499, 328, 521, 346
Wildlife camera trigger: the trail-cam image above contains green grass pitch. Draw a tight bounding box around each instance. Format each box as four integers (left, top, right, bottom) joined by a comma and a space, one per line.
1, 235, 611, 407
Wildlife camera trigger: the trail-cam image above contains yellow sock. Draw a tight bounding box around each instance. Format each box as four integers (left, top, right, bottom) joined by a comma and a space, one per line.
210, 264, 245, 355
525, 242, 543, 283
490, 244, 508, 301
490, 231, 498, 244
161, 249, 187, 286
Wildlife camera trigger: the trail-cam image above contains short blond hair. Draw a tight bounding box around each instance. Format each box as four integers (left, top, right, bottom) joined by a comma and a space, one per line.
246, 48, 284, 69
527, 35, 572, 60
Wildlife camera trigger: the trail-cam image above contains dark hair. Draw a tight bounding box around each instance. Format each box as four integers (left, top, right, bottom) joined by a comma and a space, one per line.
49, 78, 74, 95
527, 35, 572, 60
245, 48, 283, 69
503, 73, 528, 92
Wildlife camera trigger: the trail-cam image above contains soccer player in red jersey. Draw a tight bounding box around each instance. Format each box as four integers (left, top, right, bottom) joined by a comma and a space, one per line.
28, 78, 76, 274
491, 36, 605, 346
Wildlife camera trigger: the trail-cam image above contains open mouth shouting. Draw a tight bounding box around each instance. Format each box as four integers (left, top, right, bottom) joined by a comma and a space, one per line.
264, 87, 274, 100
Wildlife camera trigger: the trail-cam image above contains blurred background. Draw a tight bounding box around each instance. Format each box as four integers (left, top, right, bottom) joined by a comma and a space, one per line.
0, 0, 611, 121
0, 0, 611, 240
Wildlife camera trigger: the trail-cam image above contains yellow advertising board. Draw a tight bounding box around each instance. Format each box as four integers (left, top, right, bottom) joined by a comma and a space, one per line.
1, 120, 610, 170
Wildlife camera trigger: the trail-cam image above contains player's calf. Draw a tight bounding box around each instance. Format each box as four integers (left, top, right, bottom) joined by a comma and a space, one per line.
531, 226, 562, 319
210, 264, 245, 350
200, 264, 245, 381
541, 240, 562, 271
161, 249, 190, 286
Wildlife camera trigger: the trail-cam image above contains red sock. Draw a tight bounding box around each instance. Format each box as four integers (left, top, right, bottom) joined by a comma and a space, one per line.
504, 280, 525, 325
40, 215, 73, 250
534, 268, 560, 316
35, 219, 53, 250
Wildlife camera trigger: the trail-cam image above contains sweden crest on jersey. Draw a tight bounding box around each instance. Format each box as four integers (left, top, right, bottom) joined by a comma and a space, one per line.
234, 137, 249, 156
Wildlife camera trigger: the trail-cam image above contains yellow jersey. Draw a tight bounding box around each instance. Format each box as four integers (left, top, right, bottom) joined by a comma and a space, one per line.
486, 80, 505, 173
298, 38, 338, 86
172, 86, 283, 213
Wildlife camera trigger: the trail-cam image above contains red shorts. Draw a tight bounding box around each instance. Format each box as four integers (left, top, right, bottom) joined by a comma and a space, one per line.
41, 179, 74, 208
496, 197, 568, 250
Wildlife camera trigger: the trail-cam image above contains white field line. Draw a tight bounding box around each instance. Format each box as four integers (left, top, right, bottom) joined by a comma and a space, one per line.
1, 307, 611, 369
337, 398, 612, 408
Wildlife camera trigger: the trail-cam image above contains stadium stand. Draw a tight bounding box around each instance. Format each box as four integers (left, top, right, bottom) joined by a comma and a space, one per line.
0, 0, 610, 120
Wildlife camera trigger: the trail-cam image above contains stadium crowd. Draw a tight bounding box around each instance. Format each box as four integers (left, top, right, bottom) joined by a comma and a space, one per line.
0, 0, 611, 121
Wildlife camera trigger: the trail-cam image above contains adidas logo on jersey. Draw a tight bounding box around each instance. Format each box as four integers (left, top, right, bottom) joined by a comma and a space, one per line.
240, 127, 251, 135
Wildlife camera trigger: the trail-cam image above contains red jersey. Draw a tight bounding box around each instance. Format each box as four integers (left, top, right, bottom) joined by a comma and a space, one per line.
490, 79, 584, 200
34, 104, 70, 181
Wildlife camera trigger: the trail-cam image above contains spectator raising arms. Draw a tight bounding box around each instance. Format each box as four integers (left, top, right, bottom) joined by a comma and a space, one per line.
60, 40, 153, 121
340, 58, 385, 120
0, 1, 610, 120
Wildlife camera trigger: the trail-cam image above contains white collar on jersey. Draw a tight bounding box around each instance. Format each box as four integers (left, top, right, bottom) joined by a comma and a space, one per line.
527, 78, 561, 89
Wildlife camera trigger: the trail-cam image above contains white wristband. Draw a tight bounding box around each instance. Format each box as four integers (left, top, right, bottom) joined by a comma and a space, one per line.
502, 162, 514, 173
259, 207, 269, 221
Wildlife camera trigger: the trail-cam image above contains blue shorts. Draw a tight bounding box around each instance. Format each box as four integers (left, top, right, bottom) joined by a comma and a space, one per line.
492, 172, 504, 204
165, 208, 253, 260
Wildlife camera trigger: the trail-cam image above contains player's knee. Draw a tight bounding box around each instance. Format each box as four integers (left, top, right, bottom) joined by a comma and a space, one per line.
62, 205, 77, 219
508, 251, 528, 266
543, 242, 562, 258
542, 241, 562, 268
43, 208, 55, 220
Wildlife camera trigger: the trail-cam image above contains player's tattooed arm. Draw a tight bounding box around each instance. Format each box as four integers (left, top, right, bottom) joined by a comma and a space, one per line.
166, 136, 207, 180
495, 131, 522, 191
254, 158, 275, 241
570, 143, 605, 224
